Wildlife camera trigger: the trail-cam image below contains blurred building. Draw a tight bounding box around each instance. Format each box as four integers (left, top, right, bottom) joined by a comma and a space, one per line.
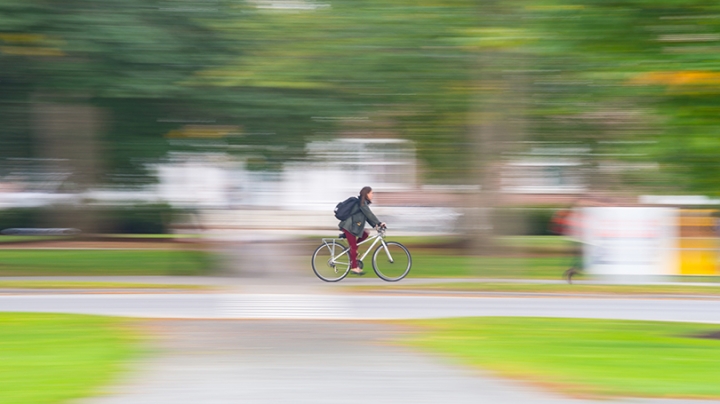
153, 138, 417, 209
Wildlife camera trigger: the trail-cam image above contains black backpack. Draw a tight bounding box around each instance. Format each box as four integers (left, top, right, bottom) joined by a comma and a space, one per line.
334, 196, 359, 221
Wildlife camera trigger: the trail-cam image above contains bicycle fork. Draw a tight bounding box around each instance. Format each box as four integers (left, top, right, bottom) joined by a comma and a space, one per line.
380, 240, 394, 263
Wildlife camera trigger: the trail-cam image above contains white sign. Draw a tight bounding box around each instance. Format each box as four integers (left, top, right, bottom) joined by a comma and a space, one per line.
583, 207, 677, 277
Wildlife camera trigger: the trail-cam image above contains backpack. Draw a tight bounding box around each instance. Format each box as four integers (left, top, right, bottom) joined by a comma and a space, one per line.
334, 196, 359, 221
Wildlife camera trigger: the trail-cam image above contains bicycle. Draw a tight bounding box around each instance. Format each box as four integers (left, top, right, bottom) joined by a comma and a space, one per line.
311, 225, 412, 282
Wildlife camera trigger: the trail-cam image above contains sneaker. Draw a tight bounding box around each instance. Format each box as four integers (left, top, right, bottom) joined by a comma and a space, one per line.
350, 268, 365, 276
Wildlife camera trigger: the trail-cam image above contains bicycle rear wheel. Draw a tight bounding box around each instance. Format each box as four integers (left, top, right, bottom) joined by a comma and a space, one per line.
372, 241, 411, 282
312, 241, 351, 282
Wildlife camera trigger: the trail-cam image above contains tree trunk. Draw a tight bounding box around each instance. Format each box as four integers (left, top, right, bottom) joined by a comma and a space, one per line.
465, 50, 528, 255
32, 96, 103, 233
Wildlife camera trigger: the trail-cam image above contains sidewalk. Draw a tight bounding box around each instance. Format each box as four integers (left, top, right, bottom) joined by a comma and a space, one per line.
75, 320, 720, 404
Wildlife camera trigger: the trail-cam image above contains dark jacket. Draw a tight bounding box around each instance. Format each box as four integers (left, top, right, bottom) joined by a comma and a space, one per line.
339, 199, 380, 237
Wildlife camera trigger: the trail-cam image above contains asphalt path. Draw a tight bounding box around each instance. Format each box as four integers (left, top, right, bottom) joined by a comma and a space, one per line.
3, 293, 720, 323
4, 283, 719, 403
68, 319, 718, 404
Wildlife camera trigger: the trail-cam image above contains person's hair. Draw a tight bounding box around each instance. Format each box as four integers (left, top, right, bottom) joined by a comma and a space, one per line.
359, 186, 373, 206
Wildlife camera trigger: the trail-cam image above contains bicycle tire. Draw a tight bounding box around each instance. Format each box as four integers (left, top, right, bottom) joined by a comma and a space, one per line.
372, 241, 412, 282
312, 241, 351, 282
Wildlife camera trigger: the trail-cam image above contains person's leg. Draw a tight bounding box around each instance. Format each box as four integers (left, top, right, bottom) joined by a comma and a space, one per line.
358, 230, 369, 243
564, 241, 583, 283
342, 229, 360, 271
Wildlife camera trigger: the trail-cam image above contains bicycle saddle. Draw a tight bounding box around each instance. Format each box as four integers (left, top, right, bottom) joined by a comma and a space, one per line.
338, 233, 346, 239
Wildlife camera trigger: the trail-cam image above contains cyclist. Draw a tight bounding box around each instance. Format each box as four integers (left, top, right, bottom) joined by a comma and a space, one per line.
339, 186, 385, 275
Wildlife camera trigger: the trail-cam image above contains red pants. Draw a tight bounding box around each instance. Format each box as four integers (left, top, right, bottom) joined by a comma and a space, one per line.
342, 229, 368, 269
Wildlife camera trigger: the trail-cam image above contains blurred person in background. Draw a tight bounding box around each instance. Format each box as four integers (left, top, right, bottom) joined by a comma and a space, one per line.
551, 196, 605, 283
339, 186, 385, 276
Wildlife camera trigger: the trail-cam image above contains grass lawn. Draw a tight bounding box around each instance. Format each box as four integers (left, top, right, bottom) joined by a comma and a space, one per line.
0, 250, 214, 276
356, 282, 720, 296
0, 236, 67, 243
406, 252, 570, 279
387, 235, 574, 252
0, 313, 140, 404
401, 317, 720, 399
0, 235, 200, 242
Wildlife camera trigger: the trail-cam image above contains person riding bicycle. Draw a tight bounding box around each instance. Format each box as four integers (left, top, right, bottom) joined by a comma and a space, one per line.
339, 186, 385, 276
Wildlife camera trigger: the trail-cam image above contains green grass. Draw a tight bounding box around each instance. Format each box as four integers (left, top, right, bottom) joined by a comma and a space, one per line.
389, 235, 575, 254
407, 252, 570, 279
0, 250, 214, 276
0, 280, 210, 290
401, 317, 720, 399
0, 313, 140, 404
355, 282, 720, 296
0, 234, 201, 241
0, 236, 67, 243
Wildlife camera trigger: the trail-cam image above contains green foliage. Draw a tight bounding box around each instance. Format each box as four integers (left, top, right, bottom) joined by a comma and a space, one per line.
99, 204, 179, 234
0, 204, 181, 234
517, 1, 720, 194
4, 0, 720, 191
0, 0, 236, 179
1, 0, 482, 184
0, 207, 42, 230
192, 0, 481, 180
492, 208, 558, 236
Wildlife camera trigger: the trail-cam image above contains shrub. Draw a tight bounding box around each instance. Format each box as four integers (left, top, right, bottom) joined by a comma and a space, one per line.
0, 204, 182, 234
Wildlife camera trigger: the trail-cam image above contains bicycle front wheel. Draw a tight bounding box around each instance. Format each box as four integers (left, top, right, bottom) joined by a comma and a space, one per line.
312, 242, 351, 282
372, 241, 412, 282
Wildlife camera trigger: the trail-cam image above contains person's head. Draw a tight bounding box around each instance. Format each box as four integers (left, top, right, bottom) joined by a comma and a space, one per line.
359, 186, 373, 205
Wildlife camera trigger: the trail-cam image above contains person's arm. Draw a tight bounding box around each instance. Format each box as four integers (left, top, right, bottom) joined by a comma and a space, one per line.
360, 203, 381, 228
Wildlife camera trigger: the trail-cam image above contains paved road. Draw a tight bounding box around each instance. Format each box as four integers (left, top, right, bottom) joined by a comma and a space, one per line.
3, 293, 720, 323
74, 320, 720, 404
80, 320, 568, 404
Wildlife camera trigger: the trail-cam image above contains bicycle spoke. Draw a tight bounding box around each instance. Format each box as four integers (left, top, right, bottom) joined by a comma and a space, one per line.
372, 242, 412, 282
312, 242, 350, 282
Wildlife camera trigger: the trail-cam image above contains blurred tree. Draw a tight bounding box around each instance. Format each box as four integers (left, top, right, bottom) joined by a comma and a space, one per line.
517, 1, 720, 195
189, 0, 480, 181
0, 0, 239, 230
5, 0, 720, 208
0, 0, 235, 187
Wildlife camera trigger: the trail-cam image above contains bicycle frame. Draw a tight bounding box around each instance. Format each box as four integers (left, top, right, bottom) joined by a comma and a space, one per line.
321, 229, 393, 265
